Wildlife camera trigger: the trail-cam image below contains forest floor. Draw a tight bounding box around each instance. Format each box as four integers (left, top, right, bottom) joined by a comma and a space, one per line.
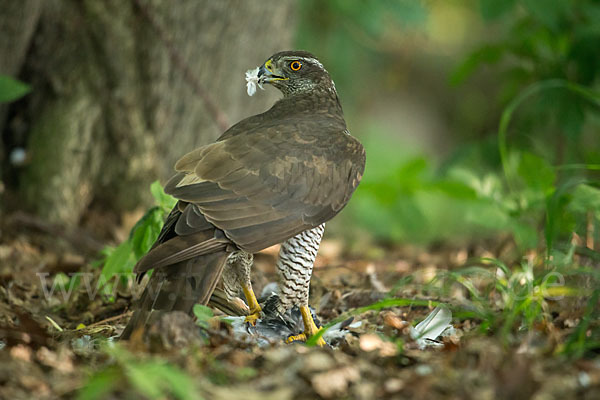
1, 211, 599, 400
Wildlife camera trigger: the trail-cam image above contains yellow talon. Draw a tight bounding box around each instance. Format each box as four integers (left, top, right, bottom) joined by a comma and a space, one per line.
242, 284, 262, 326
286, 332, 308, 343
285, 305, 326, 347
244, 311, 261, 325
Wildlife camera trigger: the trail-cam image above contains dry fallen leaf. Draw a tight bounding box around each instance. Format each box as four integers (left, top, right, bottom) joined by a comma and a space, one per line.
359, 333, 398, 356
311, 365, 360, 398
382, 311, 408, 330
36, 347, 74, 373
10, 344, 32, 362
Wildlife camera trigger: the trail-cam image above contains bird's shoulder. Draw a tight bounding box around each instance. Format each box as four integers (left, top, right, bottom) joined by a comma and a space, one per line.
163, 99, 364, 251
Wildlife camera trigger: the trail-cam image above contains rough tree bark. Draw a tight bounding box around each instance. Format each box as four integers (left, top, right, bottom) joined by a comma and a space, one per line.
0, 0, 42, 167
1, 0, 295, 226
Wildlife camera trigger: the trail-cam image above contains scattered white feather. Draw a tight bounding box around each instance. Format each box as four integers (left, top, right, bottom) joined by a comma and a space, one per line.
260, 282, 279, 297
245, 66, 263, 96
322, 319, 361, 343
410, 305, 453, 350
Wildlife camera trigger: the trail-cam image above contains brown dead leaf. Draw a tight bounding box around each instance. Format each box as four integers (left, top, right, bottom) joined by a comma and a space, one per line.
36, 347, 74, 373
382, 311, 408, 330
302, 351, 335, 373
208, 384, 293, 400
311, 365, 360, 398
359, 333, 398, 357
384, 378, 405, 393
19, 374, 51, 397
2, 311, 52, 348
10, 344, 32, 362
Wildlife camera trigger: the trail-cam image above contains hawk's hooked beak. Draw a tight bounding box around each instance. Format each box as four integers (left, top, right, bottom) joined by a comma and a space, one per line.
258, 59, 288, 84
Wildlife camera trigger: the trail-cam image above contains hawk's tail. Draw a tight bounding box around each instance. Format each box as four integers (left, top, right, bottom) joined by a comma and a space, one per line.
120, 250, 228, 340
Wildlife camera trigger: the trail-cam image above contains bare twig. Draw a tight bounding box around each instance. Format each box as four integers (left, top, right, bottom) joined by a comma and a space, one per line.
366, 263, 388, 292
86, 311, 133, 328
132, 0, 230, 132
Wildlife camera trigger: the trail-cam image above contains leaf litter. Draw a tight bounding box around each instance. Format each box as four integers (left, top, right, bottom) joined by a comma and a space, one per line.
1, 212, 599, 399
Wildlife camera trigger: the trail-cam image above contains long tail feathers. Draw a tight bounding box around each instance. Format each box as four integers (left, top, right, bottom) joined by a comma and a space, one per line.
120, 251, 227, 340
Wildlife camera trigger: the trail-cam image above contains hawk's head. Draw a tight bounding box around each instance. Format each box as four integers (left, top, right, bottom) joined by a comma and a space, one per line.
258, 51, 335, 97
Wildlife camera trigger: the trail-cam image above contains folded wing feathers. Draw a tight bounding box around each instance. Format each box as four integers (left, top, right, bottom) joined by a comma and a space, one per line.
160, 129, 363, 255
135, 233, 227, 273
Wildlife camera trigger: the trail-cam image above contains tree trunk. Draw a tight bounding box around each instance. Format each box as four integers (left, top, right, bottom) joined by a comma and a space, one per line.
2, 0, 295, 226
0, 0, 42, 172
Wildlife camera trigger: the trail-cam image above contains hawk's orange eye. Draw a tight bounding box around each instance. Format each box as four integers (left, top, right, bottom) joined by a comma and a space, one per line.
290, 61, 302, 71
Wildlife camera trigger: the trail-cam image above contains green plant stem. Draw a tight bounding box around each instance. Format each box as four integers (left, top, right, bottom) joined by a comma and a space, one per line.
306, 298, 440, 346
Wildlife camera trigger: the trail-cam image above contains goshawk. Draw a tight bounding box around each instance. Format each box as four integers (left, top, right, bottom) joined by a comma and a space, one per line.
121, 50, 365, 345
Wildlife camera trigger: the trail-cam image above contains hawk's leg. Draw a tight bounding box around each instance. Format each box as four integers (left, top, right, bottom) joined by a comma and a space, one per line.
222, 251, 262, 325
286, 305, 325, 346
276, 224, 326, 346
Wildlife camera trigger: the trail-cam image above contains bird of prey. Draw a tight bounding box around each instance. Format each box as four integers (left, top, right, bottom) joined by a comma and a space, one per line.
120, 50, 365, 346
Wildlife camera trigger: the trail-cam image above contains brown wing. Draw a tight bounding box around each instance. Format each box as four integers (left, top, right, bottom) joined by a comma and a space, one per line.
164, 116, 365, 253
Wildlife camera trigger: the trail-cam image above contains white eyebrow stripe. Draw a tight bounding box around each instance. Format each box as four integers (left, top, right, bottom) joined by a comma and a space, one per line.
299, 57, 324, 69
283, 56, 324, 70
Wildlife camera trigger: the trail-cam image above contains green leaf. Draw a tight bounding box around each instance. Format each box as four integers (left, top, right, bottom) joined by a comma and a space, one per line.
522, 0, 569, 31
450, 45, 505, 85
569, 184, 600, 214
125, 362, 168, 399
101, 240, 136, 281
150, 180, 177, 211
431, 180, 478, 200
517, 152, 556, 192
157, 363, 202, 400
77, 367, 121, 400
479, 0, 516, 20
131, 207, 163, 259
193, 304, 214, 327
392, 157, 429, 193
0, 75, 31, 103
561, 97, 585, 138
545, 177, 586, 254
102, 344, 201, 400
511, 221, 539, 249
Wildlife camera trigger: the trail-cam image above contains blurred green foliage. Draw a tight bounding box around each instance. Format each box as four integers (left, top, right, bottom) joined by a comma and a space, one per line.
298, 0, 600, 252
297, 0, 426, 102
297, 0, 600, 357
429, 254, 600, 355
74, 0, 600, 363
96, 181, 176, 298
77, 343, 201, 400
193, 304, 214, 330
0, 75, 30, 103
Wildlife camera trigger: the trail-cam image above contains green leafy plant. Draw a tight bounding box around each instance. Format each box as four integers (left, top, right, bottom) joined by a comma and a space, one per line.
193, 304, 214, 329
435, 255, 585, 338
0, 75, 31, 103
77, 343, 201, 400
95, 181, 176, 299
350, 0, 600, 252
